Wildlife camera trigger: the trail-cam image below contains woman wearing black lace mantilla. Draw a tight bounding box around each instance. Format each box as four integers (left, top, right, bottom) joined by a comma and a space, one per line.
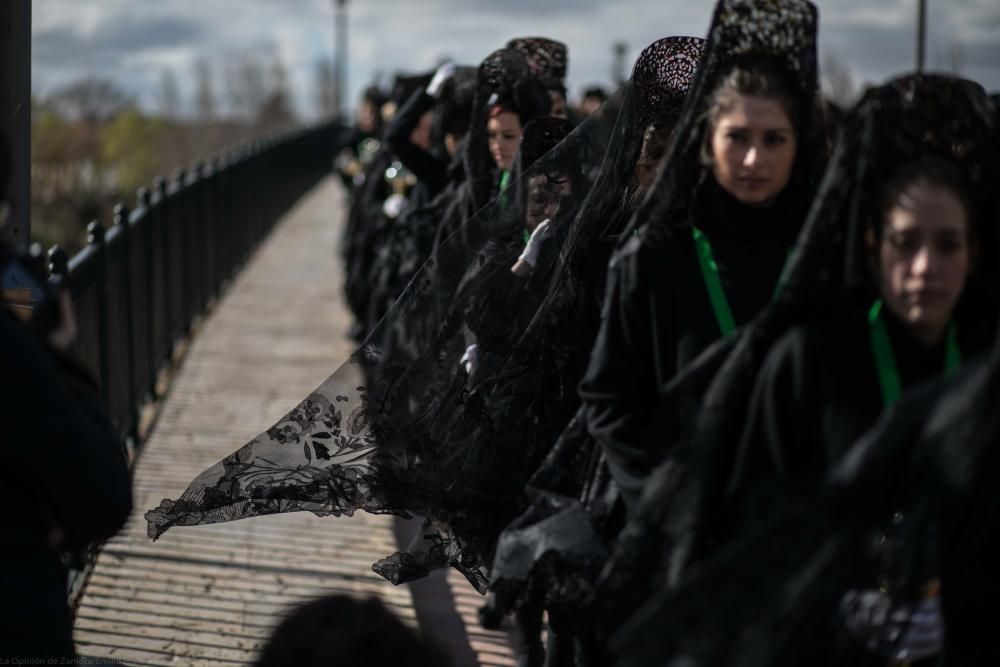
605, 74, 1000, 667
579, 0, 826, 516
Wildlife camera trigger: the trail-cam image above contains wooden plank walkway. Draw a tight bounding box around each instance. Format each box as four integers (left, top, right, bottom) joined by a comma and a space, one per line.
74, 177, 517, 666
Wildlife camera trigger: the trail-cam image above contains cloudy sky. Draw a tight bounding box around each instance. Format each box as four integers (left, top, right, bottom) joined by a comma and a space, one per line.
32, 0, 1000, 118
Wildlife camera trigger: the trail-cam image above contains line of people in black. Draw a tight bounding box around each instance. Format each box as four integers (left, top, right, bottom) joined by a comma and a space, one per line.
148, 1, 1000, 664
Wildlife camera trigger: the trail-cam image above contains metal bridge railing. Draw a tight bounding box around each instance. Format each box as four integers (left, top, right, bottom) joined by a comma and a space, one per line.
51, 120, 350, 455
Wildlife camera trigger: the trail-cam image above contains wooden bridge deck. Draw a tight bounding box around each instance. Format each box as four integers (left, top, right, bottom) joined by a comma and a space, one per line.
74, 177, 517, 666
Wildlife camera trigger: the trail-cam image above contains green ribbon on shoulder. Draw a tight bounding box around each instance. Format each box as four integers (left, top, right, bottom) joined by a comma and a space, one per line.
868, 298, 961, 406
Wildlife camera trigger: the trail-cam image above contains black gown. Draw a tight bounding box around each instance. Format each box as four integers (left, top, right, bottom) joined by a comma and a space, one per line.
580, 180, 798, 510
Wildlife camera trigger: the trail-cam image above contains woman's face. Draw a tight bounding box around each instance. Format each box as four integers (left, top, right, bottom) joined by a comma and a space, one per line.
709, 94, 797, 205
488, 111, 523, 171
549, 91, 568, 119
634, 125, 670, 195
580, 96, 603, 118
444, 133, 460, 158
357, 101, 379, 134
878, 180, 972, 345
409, 111, 433, 151
525, 172, 570, 231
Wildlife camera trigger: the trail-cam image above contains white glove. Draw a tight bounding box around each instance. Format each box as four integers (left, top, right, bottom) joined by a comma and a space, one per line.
382, 193, 408, 219
460, 344, 480, 375
511, 219, 551, 276
894, 597, 943, 663
427, 63, 457, 98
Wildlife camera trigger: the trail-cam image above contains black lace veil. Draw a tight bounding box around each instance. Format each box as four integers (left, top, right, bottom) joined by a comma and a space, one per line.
506, 37, 568, 93
145, 52, 623, 592
631, 0, 823, 236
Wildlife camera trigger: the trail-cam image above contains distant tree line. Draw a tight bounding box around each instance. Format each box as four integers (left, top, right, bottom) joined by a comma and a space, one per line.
31, 50, 338, 254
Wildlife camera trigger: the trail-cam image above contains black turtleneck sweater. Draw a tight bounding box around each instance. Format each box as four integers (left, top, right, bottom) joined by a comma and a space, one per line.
580, 178, 801, 510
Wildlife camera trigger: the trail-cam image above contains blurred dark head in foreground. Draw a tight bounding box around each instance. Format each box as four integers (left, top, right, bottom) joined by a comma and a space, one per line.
255, 595, 449, 667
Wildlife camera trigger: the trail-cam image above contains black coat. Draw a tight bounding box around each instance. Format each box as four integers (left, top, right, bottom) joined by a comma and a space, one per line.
580, 182, 797, 510
385, 89, 450, 199
0, 309, 132, 657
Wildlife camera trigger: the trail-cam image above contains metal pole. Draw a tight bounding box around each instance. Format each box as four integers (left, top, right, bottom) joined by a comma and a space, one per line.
916, 0, 927, 74
612, 42, 628, 87
0, 1, 31, 252
334, 0, 349, 120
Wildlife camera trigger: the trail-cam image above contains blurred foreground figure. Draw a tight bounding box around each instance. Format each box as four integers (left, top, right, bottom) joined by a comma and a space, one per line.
0, 133, 132, 659
254, 595, 448, 667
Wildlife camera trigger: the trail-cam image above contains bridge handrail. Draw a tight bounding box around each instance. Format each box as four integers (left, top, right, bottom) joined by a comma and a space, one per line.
49, 120, 351, 457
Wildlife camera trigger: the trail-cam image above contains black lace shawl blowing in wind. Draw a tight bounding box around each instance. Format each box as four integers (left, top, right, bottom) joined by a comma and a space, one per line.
486, 35, 707, 625
144, 67, 619, 592
369, 116, 589, 587
605, 74, 1000, 667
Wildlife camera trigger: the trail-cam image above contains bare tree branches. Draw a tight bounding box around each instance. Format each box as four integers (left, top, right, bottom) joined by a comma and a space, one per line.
49, 77, 135, 126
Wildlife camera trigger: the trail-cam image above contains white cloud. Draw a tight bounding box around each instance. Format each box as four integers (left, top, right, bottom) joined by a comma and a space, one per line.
30, 0, 1000, 120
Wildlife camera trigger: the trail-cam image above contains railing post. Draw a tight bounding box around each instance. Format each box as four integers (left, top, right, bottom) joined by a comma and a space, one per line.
169, 168, 187, 338
113, 203, 138, 445
156, 176, 174, 362
204, 159, 219, 301
211, 156, 224, 291
47, 244, 69, 284
128, 188, 151, 409
87, 220, 111, 411
190, 162, 206, 315
142, 185, 160, 396
152, 179, 165, 372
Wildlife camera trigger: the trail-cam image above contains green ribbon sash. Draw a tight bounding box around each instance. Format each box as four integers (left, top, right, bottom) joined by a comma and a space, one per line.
692, 226, 738, 336
868, 298, 960, 406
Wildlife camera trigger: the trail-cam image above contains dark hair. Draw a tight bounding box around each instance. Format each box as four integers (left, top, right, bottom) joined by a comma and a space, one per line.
254, 595, 447, 667
625, 124, 676, 211
873, 154, 975, 242
706, 59, 799, 132
583, 87, 608, 103
638, 123, 675, 169
488, 73, 551, 127
439, 71, 476, 138
362, 85, 388, 109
